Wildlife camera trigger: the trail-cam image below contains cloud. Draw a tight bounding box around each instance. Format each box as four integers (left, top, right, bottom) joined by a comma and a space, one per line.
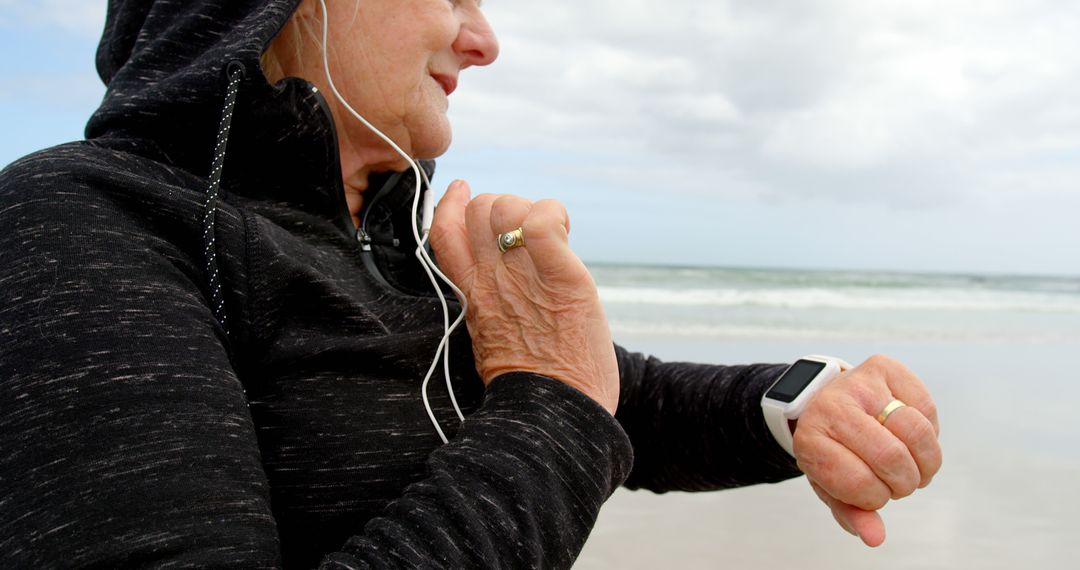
449, 0, 1080, 208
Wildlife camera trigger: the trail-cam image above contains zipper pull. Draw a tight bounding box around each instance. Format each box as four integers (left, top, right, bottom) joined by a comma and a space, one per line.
356, 227, 373, 252
356, 227, 400, 251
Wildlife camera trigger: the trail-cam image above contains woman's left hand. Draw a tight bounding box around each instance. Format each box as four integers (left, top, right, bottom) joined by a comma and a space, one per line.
791, 355, 943, 547
428, 180, 621, 415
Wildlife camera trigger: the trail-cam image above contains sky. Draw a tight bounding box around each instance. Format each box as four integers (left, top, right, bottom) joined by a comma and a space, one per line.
1, 1, 1077, 276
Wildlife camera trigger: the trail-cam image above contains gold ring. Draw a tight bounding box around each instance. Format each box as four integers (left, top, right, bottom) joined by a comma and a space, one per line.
497, 227, 525, 253
876, 399, 907, 425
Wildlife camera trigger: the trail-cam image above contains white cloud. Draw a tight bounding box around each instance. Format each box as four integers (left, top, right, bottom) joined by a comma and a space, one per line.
449, 0, 1080, 208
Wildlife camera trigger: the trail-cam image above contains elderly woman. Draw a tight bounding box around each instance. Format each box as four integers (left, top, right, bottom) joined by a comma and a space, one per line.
0, 0, 941, 568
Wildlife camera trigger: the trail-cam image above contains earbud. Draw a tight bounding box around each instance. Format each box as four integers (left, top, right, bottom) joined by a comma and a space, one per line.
421, 189, 436, 234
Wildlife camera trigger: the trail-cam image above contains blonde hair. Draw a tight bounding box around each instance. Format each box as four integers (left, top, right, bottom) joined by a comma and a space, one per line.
260, 0, 362, 85
260, 9, 319, 84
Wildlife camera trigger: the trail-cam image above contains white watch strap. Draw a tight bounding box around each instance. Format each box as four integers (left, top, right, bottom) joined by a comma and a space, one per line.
763, 400, 795, 457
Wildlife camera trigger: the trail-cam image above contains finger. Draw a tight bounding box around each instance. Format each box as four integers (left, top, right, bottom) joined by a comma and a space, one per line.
796, 431, 893, 511
489, 195, 533, 262
531, 199, 571, 234
430, 180, 475, 284
520, 199, 576, 281
489, 194, 532, 234
809, 480, 886, 547
464, 193, 500, 267
827, 407, 922, 500
867, 355, 940, 435
854, 355, 943, 487
881, 404, 943, 488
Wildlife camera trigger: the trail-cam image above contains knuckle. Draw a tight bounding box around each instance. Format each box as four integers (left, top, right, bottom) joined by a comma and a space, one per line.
865, 354, 892, 368
843, 380, 880, 411
491, 193, 526, 210
862, 491, 890, 511
892, 473, 919, 499
921, 399, 939, 425
906, 414, 936, 444
873, 439, 918, 498
872, 438, 907, 468
473, 192, 499, 205
919, 464, 941, 489
466, 193, 496, 215
522, 213, 563, 238
846, 474, 889, 511
922, 441, 944, 483
846, 468, 877, 497
864, 354, 901, 376
490, 195, 528, 221
520, 216, 543, 237
793, 439, 828, 477
534, 197, 565, 209
531, 199, 568, 222
860, 354, 892, 377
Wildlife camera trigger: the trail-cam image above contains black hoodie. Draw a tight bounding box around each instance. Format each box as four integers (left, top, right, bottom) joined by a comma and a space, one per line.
0, 1, 800, 568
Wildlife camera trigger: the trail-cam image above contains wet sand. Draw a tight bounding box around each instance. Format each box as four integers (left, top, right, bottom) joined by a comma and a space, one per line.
575, 337, 1079, 569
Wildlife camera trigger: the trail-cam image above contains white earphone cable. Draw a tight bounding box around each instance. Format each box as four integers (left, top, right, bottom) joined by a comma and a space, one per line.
318, 0, 467, 444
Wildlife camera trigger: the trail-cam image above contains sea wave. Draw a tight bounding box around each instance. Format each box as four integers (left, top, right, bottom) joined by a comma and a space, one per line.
597, 286, 1080, 313
608, 320, 1080, 343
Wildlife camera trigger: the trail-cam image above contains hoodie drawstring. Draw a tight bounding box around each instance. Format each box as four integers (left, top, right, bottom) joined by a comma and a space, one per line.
202, 61, 245, 335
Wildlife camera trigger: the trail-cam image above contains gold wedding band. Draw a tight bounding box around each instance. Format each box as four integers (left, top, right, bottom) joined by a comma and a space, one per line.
497, 227, 526, 253
876, 399, 907, 425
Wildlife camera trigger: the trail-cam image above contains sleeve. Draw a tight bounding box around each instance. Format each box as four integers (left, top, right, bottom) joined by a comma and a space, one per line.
613, 344, 803, 493
0, 163, 631, 569
326, 374, 632, 570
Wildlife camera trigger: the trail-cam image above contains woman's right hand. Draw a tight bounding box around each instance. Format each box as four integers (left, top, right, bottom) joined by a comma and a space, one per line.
429, 180, 620, 415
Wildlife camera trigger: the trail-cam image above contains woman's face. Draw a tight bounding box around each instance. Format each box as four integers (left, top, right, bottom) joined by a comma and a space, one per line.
297, 0, 499, 167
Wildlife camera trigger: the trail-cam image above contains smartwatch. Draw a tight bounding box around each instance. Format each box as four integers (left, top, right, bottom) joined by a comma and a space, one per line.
761, 355, 853, 457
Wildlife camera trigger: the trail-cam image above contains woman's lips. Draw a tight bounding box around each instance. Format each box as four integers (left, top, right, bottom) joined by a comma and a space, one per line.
431, 74, 457, 96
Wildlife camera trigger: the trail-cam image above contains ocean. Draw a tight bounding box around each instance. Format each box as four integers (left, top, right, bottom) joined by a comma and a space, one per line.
575, 263, 1080, 569
592, 263, 1080, 345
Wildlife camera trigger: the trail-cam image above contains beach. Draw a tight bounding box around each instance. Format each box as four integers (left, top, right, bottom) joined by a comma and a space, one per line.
574, 264, 1079, 569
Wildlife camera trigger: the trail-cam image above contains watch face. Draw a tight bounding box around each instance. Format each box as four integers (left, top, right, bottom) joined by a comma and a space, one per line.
766, 359, 827, 403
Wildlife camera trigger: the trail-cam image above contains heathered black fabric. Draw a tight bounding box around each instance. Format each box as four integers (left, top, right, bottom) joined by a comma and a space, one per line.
0, 1, 801, 568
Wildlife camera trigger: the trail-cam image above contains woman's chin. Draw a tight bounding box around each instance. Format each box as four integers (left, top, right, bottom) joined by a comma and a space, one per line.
415, 138, 452, 160
415, 135, 453, 161
407, 114, 453, 160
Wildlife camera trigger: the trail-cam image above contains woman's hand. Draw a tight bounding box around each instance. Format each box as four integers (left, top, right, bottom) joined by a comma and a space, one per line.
792, 355, 943, 547
429, 180, 620, 415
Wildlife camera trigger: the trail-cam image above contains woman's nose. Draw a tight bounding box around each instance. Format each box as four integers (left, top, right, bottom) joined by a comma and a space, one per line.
454, 8, 500, 68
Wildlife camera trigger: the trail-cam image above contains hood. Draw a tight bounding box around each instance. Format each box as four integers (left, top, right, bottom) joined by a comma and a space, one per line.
86, 0, 425, 234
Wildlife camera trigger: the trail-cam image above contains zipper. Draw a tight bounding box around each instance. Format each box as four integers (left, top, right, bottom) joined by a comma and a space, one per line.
355, 227, 400, 251
306, 82, 413, 255
305, 82, 363, 241
305, 79, 446, 300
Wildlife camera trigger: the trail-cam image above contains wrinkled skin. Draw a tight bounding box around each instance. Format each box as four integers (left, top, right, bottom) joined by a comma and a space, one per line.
793, 354, 942, 546
430, 181, 620, 415
431, 188, 943, 546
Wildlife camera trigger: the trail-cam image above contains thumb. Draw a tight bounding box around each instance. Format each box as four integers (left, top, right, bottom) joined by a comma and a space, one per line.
430, 180, 474, 286
810, 480, 887, 547
835, 500, 886, 547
